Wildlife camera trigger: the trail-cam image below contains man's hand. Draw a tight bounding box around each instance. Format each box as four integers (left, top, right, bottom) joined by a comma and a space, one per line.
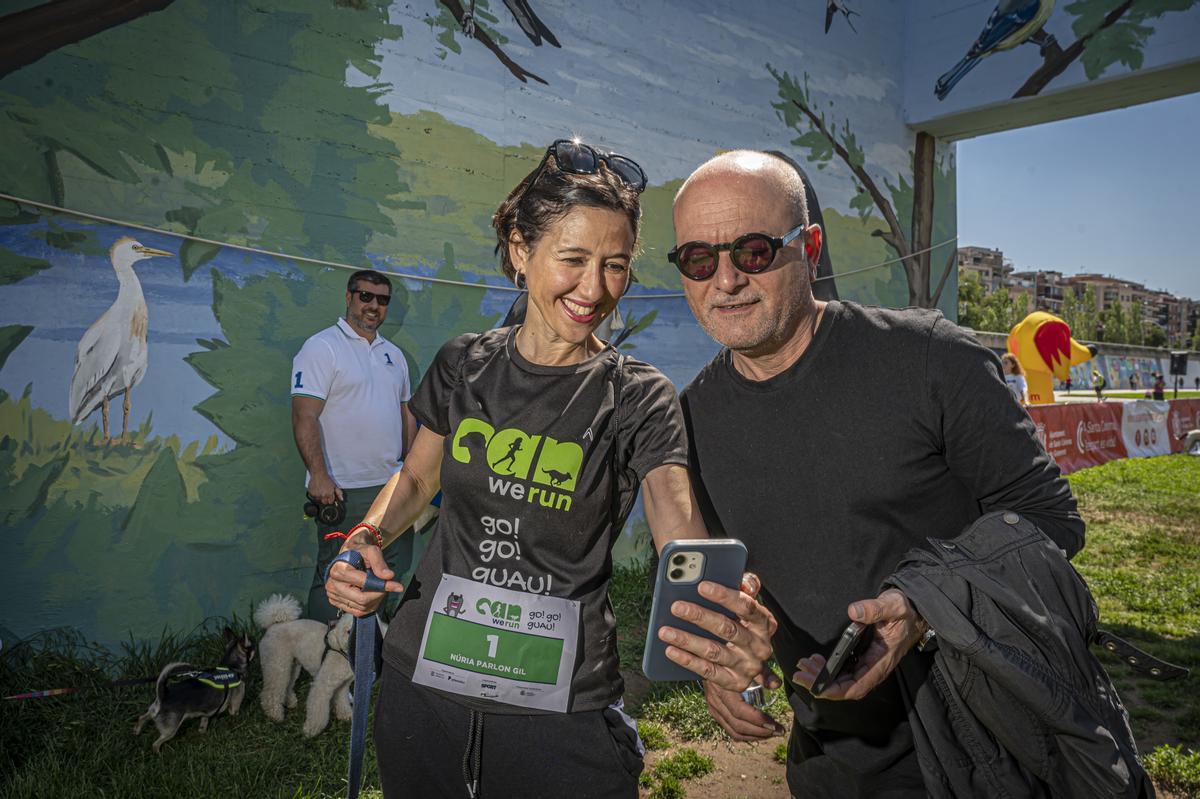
702, 681, 786, 741
308, 472, 344, 506
793, 588, 925, 701
324, 532, 403, 617
658, 573, 779, 693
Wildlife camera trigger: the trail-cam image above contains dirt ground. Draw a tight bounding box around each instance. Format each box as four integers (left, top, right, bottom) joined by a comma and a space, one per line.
640, 733, 791, 799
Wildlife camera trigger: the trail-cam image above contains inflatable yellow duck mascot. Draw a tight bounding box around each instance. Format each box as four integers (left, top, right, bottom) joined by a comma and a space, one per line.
1006, 311, 1097, 405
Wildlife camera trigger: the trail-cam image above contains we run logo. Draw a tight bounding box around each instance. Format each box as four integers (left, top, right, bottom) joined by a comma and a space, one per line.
477, 597, 522, 628
452, 417, 582, 513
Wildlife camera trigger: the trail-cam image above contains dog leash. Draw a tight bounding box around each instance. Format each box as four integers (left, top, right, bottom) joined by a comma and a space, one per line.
326, 549, 385, 799
3, 675, 156, 701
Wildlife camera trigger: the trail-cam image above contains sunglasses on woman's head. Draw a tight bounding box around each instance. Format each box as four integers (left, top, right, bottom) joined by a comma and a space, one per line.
524, 139, 647, 195
668, 224, 807, 281
351, 288, 391, 306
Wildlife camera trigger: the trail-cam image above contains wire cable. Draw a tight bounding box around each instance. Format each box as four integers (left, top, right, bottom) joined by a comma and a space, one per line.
0, 191, 957, 301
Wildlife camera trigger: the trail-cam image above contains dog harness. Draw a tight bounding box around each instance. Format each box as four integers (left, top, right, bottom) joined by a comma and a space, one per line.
170, 666, 242, 690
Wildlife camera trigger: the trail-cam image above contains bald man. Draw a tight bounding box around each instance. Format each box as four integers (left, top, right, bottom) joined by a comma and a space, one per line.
671, 151, 1084, 797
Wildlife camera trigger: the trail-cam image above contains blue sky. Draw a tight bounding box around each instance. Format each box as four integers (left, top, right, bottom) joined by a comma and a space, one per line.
957, 91, 1200, 300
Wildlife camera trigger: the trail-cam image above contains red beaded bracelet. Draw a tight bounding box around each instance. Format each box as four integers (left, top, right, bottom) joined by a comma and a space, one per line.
347, 522, 385, 549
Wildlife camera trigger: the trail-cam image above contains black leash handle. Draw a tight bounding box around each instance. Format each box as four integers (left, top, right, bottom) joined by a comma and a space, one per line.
1094, 630, 1189, 681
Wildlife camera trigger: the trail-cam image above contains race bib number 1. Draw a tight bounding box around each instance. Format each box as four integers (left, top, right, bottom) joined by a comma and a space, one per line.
412, 574, 579, 713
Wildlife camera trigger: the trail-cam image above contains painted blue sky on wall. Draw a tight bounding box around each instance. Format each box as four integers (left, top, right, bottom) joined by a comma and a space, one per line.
363, 0, 914, 213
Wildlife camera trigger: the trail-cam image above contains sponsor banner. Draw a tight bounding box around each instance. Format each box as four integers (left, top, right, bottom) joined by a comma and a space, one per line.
1167, 399, 1200, 454
1120, 400, 1170, 459
1028, 399, 1200, 473
1028, 403, 1126, 475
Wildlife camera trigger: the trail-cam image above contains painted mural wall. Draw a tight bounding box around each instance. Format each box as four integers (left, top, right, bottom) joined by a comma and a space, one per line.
2, 0, 963, 647
905, 0, 1200, 124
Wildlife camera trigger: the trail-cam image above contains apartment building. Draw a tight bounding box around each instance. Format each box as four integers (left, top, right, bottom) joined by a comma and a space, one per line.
957, 249, 1198, 346
957, 246, 1010, 293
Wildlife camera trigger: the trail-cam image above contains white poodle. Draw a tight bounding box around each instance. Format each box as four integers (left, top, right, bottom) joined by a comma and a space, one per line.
254, 594, 354, 737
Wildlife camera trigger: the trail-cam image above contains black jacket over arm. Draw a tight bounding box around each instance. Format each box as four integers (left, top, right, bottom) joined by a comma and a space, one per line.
887, 511, 1152, 799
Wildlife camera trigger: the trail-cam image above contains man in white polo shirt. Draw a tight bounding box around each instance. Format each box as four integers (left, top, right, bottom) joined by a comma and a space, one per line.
291, 269, 423, 622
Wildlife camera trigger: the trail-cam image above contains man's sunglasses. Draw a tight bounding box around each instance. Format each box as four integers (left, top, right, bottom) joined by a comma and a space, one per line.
668, 224, 807, 281
523, 139, 647, 195
351, 288, 391, 306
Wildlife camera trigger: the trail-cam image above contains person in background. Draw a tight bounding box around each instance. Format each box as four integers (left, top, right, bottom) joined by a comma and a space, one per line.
1129, 372, 1138, 393
1000, 352, 1028, 406
1153, 372, 1166, 401
291, 270, 425, 622
1092, 368, 1106, 402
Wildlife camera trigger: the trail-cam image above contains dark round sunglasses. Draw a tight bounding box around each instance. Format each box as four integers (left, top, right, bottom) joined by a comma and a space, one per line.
668, 224, 807, 281
525, 139, 647, 194
351, 288, 391, 306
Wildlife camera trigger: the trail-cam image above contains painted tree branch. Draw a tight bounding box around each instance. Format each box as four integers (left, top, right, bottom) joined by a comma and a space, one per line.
1013, 0, 1134, 98
0, 0, 176, 79
788, 99, 911, 262
438, 0, 548, 85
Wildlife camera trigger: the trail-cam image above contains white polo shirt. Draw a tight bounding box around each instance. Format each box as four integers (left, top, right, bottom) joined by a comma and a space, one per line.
291, 318, 412, 489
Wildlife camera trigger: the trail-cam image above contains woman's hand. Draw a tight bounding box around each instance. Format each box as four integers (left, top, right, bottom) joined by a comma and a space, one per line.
324, 530, 404, 617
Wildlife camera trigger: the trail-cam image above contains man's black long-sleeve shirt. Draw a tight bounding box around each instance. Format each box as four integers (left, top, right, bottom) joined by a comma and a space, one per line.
680, 301, 1084, 767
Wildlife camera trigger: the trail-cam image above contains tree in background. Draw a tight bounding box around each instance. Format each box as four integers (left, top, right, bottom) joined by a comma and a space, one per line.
1061, 284, 1100, 340
1127, 299, 1146, 346
1191, 322, 1200, 352
957, 269, 1029, 332
770, 68, 956, 310
1143, 324, 1167, 348
958, 269, 987, 329
1099, 301, 1121, 343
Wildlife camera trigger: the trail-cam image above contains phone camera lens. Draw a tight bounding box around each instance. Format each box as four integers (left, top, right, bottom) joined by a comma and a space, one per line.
671, 554, 687, 566
669, 568, 684, 580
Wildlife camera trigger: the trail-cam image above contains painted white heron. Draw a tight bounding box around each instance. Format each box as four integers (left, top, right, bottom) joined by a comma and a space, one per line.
69, 237, 173, 442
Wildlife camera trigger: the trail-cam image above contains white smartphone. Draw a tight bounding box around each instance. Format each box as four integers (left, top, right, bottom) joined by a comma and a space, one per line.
641, 538, 748, 682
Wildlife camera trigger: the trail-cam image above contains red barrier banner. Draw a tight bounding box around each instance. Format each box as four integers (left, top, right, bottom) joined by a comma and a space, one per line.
1028, 398, 1200, 473
1167, 399, 1200, 454
1028, 403, 1127, 475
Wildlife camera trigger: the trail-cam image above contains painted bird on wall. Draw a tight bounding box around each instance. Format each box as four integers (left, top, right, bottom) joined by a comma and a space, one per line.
1006, 310, 1096, 405
935, 0, 1056, 101
825, 0, 859, 34
69, 237, 173, 443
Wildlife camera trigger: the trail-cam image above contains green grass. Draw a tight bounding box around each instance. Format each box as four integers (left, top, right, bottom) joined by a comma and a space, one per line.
637, 720, 670, 751
3, 455, 1198, 797
1099, 390, 1200, 400
1, 619, 381, 799
1059, 390, 1200, 400
1069, 456, 1200, 796
640, 748, 714, 799
611, 558, 655, 671
1145, 745, 1200, 797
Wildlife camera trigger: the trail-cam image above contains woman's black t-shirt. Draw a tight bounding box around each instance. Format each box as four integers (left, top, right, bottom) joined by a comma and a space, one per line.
383, 327, 688, 713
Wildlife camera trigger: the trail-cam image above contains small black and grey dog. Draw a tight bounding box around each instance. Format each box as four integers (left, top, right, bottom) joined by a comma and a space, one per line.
133, 626, 256, 752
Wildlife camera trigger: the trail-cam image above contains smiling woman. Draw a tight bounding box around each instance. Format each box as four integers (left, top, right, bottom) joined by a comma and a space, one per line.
321, 139, 778, 799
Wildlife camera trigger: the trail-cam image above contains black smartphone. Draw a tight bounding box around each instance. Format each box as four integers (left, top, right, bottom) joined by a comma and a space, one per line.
810, 621, 874, 696
642, 539, 748, 682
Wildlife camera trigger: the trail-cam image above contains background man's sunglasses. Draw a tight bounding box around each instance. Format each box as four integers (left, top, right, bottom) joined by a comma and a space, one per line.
526, 139, 647, 194
668, 224, 807, 281
351, 289, 391, 306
